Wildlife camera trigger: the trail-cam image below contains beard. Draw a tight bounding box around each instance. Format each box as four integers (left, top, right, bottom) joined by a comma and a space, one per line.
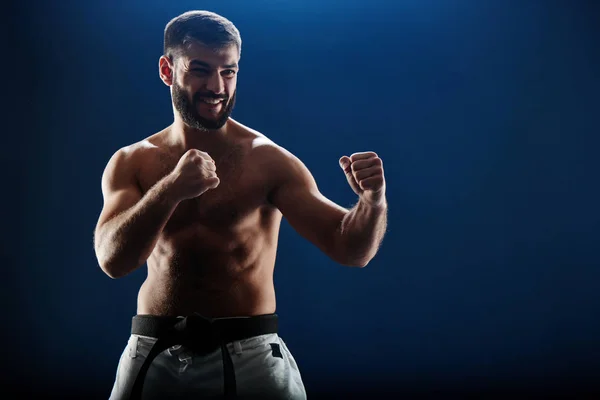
172, 80, 236, 131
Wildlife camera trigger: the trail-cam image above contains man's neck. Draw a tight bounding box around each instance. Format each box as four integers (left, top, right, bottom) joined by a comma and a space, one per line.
169, 117, 231, 151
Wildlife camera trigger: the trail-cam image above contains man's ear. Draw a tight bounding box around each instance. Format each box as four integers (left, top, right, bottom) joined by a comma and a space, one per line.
159, 56, 174, 86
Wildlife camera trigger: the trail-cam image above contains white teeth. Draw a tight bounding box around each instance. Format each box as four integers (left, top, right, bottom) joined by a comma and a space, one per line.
202, 98, 222, 104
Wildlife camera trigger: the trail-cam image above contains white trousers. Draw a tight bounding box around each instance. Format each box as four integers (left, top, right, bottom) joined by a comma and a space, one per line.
109, 333, 307, 399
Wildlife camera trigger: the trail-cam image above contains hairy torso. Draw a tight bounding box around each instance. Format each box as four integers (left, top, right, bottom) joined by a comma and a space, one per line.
133, 123, 283, 317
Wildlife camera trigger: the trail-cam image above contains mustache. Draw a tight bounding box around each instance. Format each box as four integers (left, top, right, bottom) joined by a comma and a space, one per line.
193, 92, 228, 102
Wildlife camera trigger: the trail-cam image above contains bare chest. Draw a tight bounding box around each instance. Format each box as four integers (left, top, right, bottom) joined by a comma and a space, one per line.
138, 146, 269, 233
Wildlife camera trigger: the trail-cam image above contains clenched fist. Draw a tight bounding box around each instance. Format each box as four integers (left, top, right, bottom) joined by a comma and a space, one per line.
339, 152, 386, 207
168, 149, 220, 202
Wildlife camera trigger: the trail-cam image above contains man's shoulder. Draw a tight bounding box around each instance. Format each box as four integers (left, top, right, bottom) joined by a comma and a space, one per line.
111, 129, 168, 161
232, 121, 311, 186
103, 130, 168, 178
230, 119, 291, 160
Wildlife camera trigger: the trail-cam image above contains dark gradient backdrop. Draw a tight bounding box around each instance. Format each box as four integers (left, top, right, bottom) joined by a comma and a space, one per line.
9, 0, 600, 398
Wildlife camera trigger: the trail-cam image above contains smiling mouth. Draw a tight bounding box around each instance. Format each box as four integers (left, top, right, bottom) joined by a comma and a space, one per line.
200, 98, 224, 104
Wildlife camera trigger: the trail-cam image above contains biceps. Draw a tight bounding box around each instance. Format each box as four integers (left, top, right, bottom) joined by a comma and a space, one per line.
274, 185, 347, 252
96, 148, 142, 229
96, 186, 142, 229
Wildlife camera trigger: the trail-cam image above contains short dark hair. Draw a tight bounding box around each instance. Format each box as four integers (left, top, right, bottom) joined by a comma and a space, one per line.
163, 10, 242, 60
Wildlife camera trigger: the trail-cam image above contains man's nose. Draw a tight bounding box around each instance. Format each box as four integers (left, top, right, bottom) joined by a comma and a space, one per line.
205, 72, 225, 95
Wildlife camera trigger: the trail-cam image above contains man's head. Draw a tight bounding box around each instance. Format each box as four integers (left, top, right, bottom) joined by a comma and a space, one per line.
159, 11, 241, 131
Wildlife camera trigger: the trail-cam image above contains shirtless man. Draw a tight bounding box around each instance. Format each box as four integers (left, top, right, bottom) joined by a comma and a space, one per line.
94, 10, 387, 400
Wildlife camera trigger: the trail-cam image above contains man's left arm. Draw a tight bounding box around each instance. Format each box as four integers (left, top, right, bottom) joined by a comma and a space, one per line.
270, 147, 387, 267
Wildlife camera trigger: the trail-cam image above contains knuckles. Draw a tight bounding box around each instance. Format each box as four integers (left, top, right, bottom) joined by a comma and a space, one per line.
350, 151, 378, 162
190, 155, 212, 166
351, 157, 383, 173
185, 149, 213, 163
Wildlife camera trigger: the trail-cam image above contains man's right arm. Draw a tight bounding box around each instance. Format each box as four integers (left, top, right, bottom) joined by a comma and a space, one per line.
93, 147, 179, 278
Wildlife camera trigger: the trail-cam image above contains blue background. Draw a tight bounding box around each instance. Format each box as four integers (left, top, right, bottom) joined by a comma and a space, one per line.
9, 0, 600, 398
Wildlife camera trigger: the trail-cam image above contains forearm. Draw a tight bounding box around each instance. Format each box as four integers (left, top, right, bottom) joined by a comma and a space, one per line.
95, 175, 179, 278
336, 198, 388, 267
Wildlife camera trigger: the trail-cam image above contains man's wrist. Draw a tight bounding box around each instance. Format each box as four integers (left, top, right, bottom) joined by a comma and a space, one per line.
359, 195, 387, 210
158, 173, 183, 206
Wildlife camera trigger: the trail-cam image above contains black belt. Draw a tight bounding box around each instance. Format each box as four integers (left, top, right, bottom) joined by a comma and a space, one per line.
128, 313, 278, 400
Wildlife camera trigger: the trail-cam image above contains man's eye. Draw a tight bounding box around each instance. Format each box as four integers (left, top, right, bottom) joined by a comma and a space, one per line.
192, 69, 208, 74
223, 70, 236, 76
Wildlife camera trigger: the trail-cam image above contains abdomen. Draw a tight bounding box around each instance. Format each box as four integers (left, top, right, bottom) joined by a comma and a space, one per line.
138, 211, 281, 317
